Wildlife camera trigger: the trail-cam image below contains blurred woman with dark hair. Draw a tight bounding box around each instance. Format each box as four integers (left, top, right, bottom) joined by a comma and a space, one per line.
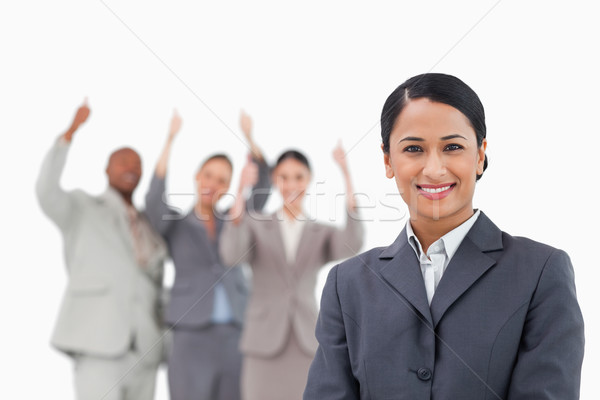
145, 111, 270, 400
220, 143, 364, 400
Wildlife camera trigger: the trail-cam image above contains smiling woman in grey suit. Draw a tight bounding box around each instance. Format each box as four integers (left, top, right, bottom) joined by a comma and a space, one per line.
220, 144, 364, 400
145, 111, 270, 400
303, 73, 585, 399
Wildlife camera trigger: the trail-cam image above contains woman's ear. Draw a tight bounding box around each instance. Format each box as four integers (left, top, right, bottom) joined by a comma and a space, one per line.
476, 139, 487, 175
382, 143, 394, 179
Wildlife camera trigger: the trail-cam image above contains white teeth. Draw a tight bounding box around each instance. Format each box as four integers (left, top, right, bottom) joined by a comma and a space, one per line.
421, 185, 451, 193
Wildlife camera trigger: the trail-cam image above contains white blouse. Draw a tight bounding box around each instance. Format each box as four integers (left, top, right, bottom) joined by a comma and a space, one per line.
406, 210, 481, 305
277, 210, 307, 264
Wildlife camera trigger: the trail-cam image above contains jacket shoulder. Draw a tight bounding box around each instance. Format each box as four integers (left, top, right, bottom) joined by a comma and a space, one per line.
335, 246, 387, 276
501, 231, 565, 259
71, 189, 92, 201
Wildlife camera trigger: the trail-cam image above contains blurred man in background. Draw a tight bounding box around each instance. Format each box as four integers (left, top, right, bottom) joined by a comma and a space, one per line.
36, 101, 167, 400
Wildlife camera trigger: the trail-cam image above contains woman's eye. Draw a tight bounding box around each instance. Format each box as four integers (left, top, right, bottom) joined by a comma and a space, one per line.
403, 145, 422, 153
445, 143, 463, 151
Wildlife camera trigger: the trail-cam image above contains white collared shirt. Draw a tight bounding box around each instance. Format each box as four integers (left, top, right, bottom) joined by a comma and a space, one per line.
277, 209, 306, 264
406, 210, 481, 305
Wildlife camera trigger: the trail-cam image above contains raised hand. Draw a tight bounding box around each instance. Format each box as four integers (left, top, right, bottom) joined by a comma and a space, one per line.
155, 109, 182, 178
63, 99, 90, 142
168, 109, 182, 142
333, 140, 356, 210
240, 110, 253, 141
72, 100, 90, 128
239, 110, 265, 161
229, 154, 259, 223
332, 140, 349, 173
239, 154, 259, 189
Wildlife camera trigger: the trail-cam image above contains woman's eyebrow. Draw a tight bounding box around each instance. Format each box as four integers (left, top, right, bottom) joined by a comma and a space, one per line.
440, 134, 467, 141
398, 134, 467, 143
398, 136, 424, 143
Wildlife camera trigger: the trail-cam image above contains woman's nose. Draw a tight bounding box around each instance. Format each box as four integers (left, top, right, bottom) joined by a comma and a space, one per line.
422, 152, 447, 179
280, 179, 293, 190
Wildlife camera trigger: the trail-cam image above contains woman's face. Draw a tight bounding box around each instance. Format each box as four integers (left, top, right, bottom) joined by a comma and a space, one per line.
273, 158, 311, 210
383, 98, 486, 225
195, 158, 232, 208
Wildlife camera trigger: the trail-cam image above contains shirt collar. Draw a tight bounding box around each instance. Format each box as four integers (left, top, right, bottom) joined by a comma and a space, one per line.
406, 209, 481, 260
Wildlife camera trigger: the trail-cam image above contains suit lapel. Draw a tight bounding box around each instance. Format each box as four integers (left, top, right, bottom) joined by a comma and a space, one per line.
378, 229, 433, 326
187, 212, 219, 265
292, 221, 319, 278
430, 212, 503, 327
98, 189, 166, 274
98, 189, 135, 255
264, 214, 294, 284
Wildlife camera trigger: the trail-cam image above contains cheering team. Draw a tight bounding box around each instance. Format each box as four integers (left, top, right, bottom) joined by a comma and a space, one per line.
36, 74, 584, 400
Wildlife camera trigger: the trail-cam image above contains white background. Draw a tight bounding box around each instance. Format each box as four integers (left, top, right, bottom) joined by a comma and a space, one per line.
1, 0, 598, 398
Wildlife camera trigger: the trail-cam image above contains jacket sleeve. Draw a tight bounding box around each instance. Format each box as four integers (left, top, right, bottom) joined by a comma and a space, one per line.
304, 265, 360, 399
219, 216, 254, 267
35, 137, 78, 231
144, 173, 182, 238
246, 156, 271, 213
507, 249, 585, 399
324, 210, 365, 263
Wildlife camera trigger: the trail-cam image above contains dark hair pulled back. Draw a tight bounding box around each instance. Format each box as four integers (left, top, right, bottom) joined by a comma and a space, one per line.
275, 150, 311, 172
381, 73, 488, 180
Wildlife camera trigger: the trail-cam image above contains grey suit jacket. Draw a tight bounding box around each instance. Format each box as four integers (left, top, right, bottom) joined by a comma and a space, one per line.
36, 139, 167, 365
219, 211, 364, 357
304, 212, 584, 399
144, 158, 270, 329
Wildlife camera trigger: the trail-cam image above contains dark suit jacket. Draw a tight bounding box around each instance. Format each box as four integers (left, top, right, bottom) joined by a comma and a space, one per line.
144, 158, 270, 329
304, 212, 584, 399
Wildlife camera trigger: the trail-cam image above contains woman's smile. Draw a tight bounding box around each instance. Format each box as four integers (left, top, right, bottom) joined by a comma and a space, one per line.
417, 183, 456, 200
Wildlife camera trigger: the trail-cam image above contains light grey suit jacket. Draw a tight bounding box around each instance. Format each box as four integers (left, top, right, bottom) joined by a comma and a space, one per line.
304, 212, 585, 399
36, 139, 167, 365
219, 211, 364, 357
